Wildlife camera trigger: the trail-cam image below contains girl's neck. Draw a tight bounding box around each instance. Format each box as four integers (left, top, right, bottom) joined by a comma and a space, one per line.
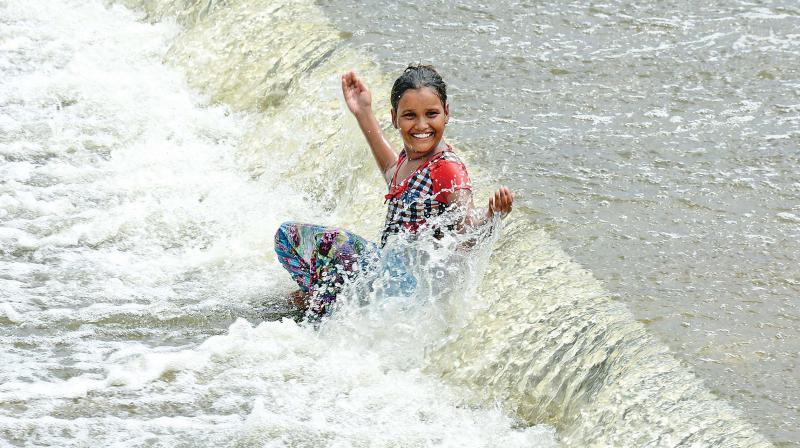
405, 141, 448, 161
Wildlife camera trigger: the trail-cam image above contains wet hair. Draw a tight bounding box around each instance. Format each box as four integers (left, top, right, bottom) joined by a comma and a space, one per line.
390, 64, 447, 111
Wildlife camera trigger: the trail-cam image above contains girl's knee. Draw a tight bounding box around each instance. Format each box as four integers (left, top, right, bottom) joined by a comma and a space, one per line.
274, 221, 299, 249
275, 221, 297, 237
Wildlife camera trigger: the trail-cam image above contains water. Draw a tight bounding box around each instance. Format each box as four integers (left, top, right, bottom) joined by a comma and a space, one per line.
0, 0, 793, 446
316, 1, 799, 445
0, 0, 551, 446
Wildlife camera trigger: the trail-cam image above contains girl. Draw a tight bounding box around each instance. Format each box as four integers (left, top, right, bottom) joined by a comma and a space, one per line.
275, 65, 514, 315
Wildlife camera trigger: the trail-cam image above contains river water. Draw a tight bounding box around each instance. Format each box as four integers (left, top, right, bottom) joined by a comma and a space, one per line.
0, 0, 795, 446
315, 1, 800, 445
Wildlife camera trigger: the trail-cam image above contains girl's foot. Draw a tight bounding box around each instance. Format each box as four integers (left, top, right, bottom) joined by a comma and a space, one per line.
288, 289, 309, 311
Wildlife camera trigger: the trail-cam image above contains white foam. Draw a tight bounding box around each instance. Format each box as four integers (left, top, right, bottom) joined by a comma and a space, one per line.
0, 302, 22, 323
777, 212, 800, 223
0, 0, 557, 445
100, 318, 557, 447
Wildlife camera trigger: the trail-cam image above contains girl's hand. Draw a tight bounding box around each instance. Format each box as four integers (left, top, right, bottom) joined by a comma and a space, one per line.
487, 186, 514, 219
341, 71, 372, 117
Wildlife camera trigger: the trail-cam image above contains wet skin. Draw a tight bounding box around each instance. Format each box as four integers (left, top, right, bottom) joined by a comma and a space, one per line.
390, 87, 450, 180
340, 70, 513, 219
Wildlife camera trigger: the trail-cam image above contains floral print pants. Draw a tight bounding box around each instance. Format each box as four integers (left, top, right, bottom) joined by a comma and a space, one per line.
274, 222, 379, 315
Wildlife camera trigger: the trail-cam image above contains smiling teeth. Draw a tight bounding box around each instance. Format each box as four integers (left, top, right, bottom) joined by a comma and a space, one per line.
412, 132, 433, 138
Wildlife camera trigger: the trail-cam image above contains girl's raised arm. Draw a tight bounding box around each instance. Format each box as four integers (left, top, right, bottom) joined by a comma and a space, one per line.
341, 71, 397, 181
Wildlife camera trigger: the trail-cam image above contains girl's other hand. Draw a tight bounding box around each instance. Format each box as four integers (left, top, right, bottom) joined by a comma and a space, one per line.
488, 186, 514, 219
341, 71, 372, 117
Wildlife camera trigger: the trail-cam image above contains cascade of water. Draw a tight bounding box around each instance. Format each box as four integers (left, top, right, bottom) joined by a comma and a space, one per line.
0, 0, 775, 445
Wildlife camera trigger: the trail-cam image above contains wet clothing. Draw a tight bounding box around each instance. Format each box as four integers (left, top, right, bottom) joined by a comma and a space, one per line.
275, 146, 471, 315
381, 147, 471, 246
274, 222, 378, 315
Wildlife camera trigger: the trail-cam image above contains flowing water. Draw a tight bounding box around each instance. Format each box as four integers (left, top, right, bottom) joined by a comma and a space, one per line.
0, 0, 795, 446
316, 0, 799, 445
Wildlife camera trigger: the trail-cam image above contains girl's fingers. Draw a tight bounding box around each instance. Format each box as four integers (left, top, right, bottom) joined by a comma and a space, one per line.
498, 188, 507, 209
342, 71, 371, 102
488, 187, 515, 218
347, 72, 359, 87
491, 191, 502, 212
342, 71, 357, 91
493, 187, 514, 214
355, 76, 367, 94
342, 75, 352, 95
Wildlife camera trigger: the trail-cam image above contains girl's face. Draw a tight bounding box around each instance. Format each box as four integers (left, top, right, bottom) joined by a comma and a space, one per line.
391, 87, 449, 156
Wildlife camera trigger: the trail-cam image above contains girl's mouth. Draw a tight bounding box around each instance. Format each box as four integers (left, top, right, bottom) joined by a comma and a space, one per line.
410, 131, 434, 139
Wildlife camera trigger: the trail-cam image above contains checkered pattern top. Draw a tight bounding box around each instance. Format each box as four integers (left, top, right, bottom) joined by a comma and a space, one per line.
381, 147, 471, 247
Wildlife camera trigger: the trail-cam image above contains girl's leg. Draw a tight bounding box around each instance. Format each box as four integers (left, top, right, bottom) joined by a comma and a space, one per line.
274, 222, 378, 315
274, 221, 314, 293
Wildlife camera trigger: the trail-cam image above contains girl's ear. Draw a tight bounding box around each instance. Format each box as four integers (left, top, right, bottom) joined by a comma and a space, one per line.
444, 102, 450, 124
390, 108, 398, 129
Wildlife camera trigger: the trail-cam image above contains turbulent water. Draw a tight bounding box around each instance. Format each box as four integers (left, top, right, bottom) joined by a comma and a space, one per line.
317, 0, 799, 445
0, 0, 794, 446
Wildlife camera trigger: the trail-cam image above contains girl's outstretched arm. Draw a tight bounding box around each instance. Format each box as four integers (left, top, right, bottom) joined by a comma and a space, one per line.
448, 186, 515, 229
341, 71, 397, 181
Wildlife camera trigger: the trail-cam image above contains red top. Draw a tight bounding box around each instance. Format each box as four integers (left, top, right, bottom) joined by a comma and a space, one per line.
386, 147, 471, 202
428, 156, 471, 202
381, 146, 471, 246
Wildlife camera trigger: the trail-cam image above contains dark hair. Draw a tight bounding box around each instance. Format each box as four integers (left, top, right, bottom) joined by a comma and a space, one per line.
390, 64, 447, 111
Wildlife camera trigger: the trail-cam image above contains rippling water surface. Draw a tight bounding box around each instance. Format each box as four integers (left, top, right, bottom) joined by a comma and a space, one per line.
317, 1, 800, 444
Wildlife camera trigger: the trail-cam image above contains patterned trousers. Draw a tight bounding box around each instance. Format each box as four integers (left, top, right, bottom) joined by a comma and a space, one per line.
274, 222, 380, 315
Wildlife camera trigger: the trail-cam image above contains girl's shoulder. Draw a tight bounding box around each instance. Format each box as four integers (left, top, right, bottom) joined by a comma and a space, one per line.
430, 147, 471, 192
431, 146, 468, 172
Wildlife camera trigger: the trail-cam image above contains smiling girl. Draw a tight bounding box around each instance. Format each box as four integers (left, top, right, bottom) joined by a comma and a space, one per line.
275, 64, 514, 315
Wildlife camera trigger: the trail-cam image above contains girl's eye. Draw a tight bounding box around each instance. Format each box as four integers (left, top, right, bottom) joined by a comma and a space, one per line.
403, 113, 415, 119
427, 111, 439, 117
